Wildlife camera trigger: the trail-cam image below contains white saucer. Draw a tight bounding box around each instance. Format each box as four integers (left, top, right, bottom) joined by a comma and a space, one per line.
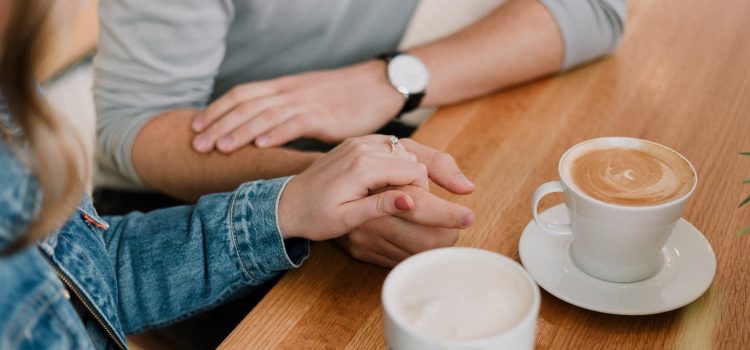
519, 204, 716, 315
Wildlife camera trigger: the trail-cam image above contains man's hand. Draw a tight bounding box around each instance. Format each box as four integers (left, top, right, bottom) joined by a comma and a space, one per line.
335, 138, 476, 267
191, 60, 403, 153
398, 138, 475, 194
335, 185, 473, 267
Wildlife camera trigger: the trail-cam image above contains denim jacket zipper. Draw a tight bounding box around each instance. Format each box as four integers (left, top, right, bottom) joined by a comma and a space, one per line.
46, 257, 127, 350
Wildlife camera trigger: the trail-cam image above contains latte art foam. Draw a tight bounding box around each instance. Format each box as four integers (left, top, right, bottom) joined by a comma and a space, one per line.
570, 148, 694, 206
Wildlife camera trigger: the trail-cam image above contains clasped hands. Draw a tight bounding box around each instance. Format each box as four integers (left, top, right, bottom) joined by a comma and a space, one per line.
189, 62, 475, 267
278, 136, 475, 267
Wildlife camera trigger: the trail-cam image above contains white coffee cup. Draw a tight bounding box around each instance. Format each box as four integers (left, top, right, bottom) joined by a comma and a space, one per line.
382, 247, 540, 350
531, 137, 697, 283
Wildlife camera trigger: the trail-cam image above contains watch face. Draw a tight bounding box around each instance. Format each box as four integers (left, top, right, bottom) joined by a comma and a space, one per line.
387, 54, 430, 94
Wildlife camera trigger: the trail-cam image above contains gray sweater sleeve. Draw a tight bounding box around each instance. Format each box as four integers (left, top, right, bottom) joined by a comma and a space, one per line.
94, 0, 626, 186
94, 0, 235, 185
540, 0, 627, 70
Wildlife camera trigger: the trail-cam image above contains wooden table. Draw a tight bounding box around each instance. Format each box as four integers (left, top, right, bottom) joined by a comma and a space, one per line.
220, 0, 750, 348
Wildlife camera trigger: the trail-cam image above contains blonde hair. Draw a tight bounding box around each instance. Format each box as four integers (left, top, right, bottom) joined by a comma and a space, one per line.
1, 0, 89, 254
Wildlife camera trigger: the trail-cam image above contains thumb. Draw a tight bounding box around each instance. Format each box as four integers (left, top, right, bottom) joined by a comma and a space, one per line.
340, 190, 414, 228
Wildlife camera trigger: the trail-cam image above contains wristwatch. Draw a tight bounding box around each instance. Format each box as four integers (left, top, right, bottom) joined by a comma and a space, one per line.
378, 51, 430, 117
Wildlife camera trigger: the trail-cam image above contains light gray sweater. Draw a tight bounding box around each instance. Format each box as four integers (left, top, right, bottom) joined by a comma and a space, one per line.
94, 0, 627, 188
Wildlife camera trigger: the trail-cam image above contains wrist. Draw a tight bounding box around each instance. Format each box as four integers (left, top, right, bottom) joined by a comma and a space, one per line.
278, 176, 304, 239
377, 52, 430, 116
358, 60, 405, 122
301, 151, 324, 169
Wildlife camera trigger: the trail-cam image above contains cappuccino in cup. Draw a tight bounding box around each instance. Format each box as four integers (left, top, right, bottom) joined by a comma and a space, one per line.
566, 143, 694, 206
532, 137, 697, 283
382, 248, 540, 350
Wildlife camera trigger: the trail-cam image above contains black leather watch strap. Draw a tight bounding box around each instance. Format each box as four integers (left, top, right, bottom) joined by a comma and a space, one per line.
400, 92, 424, 115
378, 52, 425, 117
378, 51, 402, 62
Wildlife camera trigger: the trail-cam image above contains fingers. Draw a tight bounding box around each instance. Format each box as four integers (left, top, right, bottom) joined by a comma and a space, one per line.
192, 95, 287, 153
358, 156, 429, 191
335, 228, 411, 267
193, 82, 279, 132
370, 216, 460, 255
330, 137, 428, 190
336, 216, 460, 268
339, 190, 414, 229
400, 138, 475, 194
371, 237, 414, 263
393, 185, 474, 229
216, 107, 298, 152
336, 235, 400, 268
255, 114, 313, 148
356, 251, 399, 268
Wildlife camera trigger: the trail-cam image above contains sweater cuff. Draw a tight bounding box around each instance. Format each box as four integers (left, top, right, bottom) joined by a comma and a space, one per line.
540, 0, 626, 71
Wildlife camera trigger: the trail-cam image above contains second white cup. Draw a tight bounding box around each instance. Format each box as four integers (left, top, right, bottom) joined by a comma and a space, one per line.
382, 247, 540, 350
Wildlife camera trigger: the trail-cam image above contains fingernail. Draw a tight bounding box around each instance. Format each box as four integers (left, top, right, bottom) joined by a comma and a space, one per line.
192, 116, 205, 131
394, 196, 411, 211
461, 212, 475, 228
193, 134, 211, 152
217, 136, 233, 150
256, 135, 269, 147
458, 174, 474, 187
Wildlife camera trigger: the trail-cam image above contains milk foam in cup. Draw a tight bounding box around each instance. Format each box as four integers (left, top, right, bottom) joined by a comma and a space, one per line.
382, 247, 540, 350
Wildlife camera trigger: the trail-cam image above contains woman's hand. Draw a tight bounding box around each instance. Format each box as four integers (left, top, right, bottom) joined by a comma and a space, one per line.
191, 61, 403, 153
333, 138, 476, 267
277, 135, 430, 241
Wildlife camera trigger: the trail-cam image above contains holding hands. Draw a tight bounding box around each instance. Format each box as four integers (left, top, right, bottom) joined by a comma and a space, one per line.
190, 57, 479, 267
277, 136, 475, 267
278, 135, 426, 240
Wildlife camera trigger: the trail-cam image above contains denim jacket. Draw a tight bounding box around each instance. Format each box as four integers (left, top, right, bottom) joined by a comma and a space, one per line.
0, 101, 310, 349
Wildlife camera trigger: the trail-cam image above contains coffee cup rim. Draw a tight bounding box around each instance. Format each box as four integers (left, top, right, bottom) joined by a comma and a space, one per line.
557, 137, 698, 210
382, 247, 541, 347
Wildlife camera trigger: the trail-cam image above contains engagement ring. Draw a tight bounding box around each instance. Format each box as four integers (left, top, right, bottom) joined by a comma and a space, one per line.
390, 135, 399, 154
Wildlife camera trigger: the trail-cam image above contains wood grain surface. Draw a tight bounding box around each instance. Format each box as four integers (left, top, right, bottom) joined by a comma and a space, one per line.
220, 0, 750, 348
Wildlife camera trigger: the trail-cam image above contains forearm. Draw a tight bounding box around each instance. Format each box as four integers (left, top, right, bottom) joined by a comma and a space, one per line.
132, 109, 322, 202
102, 177, 309, 334
410, 0, 564, 106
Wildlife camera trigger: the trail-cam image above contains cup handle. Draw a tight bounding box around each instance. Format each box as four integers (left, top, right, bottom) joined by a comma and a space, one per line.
532, 181, 572, 235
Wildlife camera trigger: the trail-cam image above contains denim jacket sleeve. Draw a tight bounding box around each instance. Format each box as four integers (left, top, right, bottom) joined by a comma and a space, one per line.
99, 176, 309, 334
